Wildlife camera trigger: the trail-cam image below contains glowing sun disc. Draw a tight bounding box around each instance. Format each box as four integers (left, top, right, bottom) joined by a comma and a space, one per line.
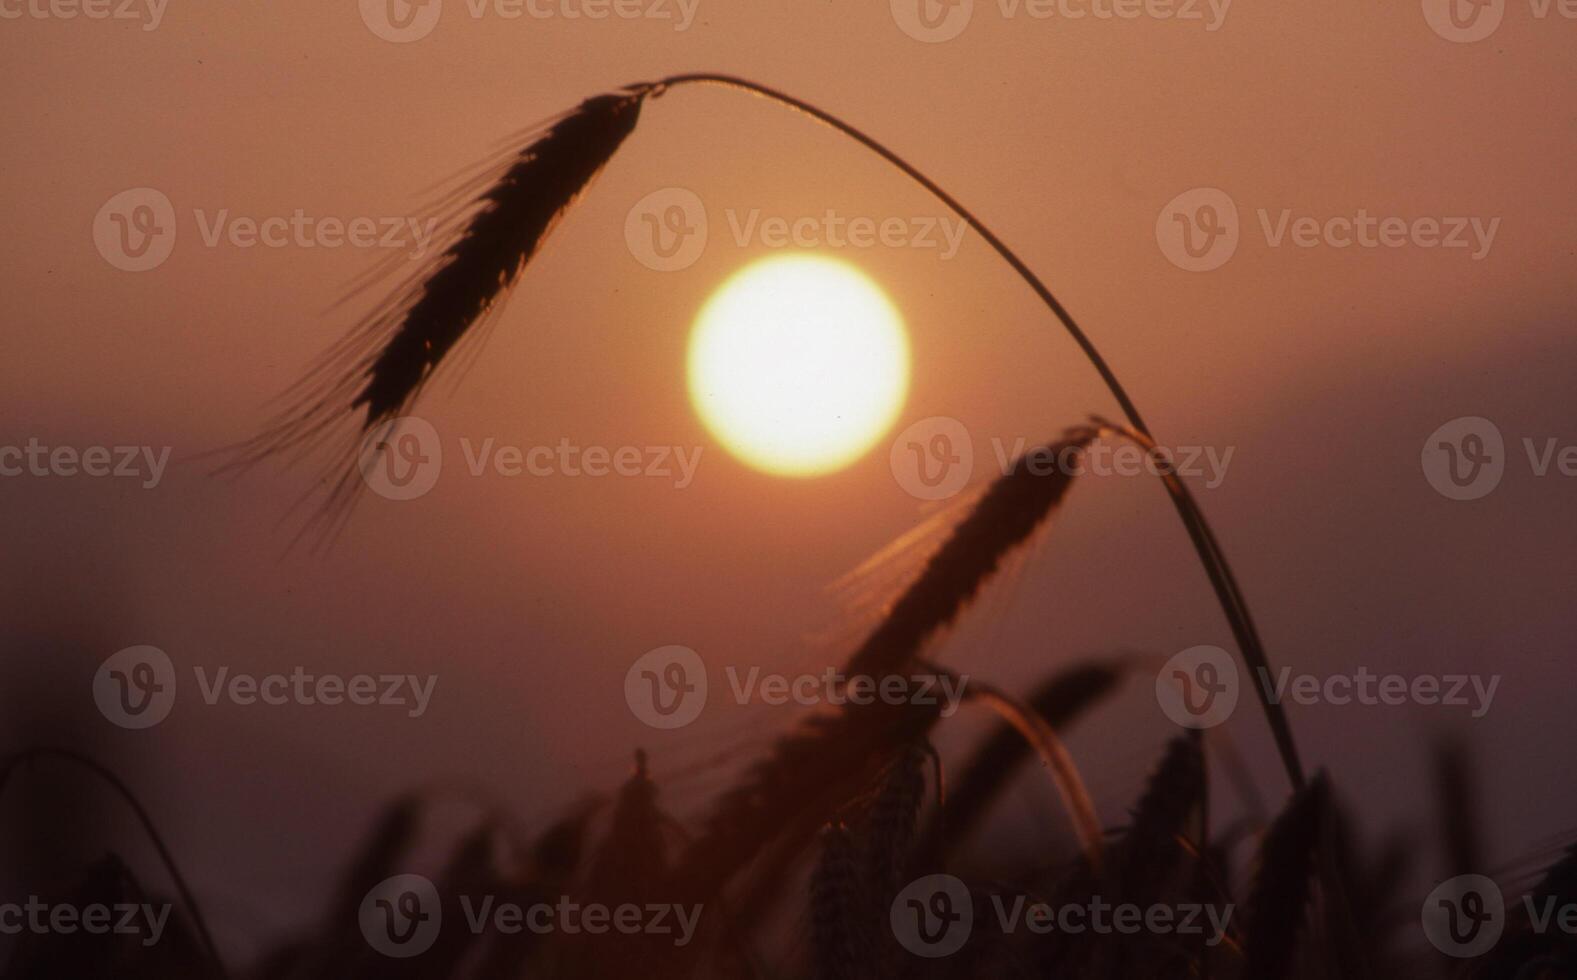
687, 255, 911, 477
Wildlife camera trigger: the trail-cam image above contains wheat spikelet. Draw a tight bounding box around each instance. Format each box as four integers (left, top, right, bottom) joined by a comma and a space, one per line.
235, 87, 650, 535
1241, 773, 1329, 980
810, 822, 870, 980
846, 430, 1095, 678
678, 434, 1094, 904
1115, 734, 1205, 897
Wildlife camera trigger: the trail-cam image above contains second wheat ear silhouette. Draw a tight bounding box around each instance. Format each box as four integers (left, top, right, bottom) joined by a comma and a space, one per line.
234, 72, 1303, 789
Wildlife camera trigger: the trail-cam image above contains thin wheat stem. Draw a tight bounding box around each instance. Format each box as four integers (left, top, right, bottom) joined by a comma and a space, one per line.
0, 747, 229, 980
652, 73, 1303, 789
1094, 419, 1304, 788
652, 72, 1147, 436
965, 681, 1105, 872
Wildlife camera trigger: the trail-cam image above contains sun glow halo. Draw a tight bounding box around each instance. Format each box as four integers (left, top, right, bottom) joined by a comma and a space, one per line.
686, 255, 911, 478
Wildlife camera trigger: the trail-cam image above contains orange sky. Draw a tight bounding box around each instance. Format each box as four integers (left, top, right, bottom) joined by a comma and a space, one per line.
2, 0, 1575, 953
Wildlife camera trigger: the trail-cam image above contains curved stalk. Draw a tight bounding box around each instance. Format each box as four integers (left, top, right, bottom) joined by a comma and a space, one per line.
651, 73, 1303, 788
0, 747, 229, 980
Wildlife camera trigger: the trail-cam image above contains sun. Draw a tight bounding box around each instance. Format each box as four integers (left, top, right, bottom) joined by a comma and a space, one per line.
687, 254, 911, 478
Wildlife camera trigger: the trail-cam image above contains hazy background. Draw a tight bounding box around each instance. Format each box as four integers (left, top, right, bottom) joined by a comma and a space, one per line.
2, 0, 1574, 959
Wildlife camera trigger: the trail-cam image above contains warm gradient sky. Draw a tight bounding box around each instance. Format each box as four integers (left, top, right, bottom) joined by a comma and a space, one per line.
2, 0, 1575, 958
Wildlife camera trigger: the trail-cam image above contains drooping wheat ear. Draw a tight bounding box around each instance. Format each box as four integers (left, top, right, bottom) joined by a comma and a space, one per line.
922, 657, 1130, 861
233, 85, 651, 534
867, 744, 927, 907
810, 822, 871, 980
1241, 772, 1330, 980
1115, 734, 1206, 897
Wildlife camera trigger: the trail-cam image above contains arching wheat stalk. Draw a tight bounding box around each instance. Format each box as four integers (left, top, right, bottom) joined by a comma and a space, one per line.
249, 73, 1302, 788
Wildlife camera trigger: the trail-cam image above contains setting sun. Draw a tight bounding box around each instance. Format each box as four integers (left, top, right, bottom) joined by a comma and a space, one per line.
686, 254, 910, 478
